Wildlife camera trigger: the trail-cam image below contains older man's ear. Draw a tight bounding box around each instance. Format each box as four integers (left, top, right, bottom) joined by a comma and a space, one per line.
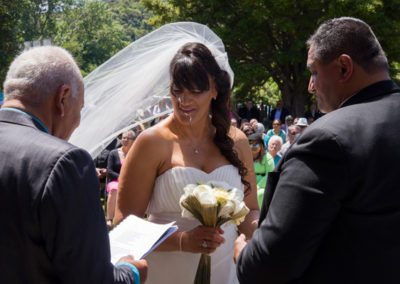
55, 84, 73, 118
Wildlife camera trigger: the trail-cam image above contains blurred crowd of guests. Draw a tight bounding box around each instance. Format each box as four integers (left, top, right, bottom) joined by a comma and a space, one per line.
234, 99, 324, 206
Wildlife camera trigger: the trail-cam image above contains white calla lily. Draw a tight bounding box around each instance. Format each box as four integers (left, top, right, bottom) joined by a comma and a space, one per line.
218, 200, 235, 218
193, 184, 217, 206
183, 183, 197, 195
180, 181, 249, 227
228, 187, 244, 202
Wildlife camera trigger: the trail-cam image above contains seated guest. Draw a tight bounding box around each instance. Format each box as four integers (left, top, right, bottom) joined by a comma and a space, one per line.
106, 130, 136, 229
240, 120, 254, 136
282, 115, 294, 134
249, 118, 258, 132
279, 125, 301, 156
248, 133, 275, 207
295, 117, 309, 134
94, 137, 119, 203
264, 119, 286, 147
268, 135, 283, 166
255, 122, 265, 134
250, 118, 265, 134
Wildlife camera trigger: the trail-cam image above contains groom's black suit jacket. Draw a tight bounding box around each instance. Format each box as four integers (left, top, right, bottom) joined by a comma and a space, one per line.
237, 80, 400, 283
0, 109, 133, 283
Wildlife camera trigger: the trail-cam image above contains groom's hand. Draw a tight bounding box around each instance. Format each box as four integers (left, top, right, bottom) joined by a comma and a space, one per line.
234, 234, 247, 263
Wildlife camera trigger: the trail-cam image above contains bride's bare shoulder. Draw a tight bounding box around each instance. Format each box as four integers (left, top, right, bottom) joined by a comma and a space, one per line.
228, 125, 252, 158
133, 118, 173, 150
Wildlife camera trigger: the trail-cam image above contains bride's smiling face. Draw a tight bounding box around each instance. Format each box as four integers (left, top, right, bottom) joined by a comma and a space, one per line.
170, 77, 216, 124
168, 42, 225, 126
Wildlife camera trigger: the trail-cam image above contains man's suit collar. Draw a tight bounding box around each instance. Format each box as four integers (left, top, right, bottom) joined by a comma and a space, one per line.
0, 108, 42, 132
340, 80, 400, 109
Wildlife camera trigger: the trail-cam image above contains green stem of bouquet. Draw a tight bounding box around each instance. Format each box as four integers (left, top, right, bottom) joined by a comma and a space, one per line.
193, 205, 216, 284
194, 254, 211, 284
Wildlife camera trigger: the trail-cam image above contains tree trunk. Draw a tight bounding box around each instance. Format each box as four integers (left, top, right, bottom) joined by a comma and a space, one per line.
281, 81, 308, 118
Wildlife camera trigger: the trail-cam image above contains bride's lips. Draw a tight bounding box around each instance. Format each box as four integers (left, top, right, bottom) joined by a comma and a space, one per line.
179, 107, 195, 116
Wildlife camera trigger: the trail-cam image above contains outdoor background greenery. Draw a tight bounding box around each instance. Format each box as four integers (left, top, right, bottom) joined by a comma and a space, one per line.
1, 0, 399, 115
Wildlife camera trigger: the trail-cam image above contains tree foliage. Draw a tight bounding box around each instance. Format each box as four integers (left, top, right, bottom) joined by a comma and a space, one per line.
0, 0, 76, 83
0, 1, 26, 82
0, 0, 153, 83
109, 0, 153, 41
2, 0, 399, 116
53, 1, 130, 75
142, 0, 400, 115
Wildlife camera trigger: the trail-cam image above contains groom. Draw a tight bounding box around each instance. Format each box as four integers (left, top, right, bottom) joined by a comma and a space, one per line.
235, 17, 400, 283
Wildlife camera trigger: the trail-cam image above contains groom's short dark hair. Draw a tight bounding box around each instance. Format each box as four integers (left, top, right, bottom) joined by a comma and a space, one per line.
307, 17, 389, 74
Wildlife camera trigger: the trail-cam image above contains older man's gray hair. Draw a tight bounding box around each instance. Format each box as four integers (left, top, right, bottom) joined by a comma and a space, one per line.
3, 46, 82, 105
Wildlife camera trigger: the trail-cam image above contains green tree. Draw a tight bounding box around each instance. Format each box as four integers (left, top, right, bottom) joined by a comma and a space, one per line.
53, 0, 155, 75
142, 0, 400, 116
53, 1, 130, 75
19, 0, 76, 41
109, 0, 154, 41
0, 0, 154, 82
0, 1, 26, 83
0, 0, 78, 84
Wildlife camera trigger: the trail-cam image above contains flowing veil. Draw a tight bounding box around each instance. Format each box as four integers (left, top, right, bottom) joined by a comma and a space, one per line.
69, 22, 234, 158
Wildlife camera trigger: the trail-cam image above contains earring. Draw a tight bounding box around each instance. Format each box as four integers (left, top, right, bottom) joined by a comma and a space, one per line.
213, 96, 217, 100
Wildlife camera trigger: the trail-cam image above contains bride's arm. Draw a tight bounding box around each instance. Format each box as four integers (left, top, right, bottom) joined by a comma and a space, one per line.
114, 129, 161, 223
230, 127, 260, 239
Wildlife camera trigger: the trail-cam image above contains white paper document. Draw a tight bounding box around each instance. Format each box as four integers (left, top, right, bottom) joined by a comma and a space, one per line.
109, 214, 178, 264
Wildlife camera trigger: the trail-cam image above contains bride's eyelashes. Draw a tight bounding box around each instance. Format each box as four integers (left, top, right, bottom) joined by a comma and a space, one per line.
171, 88, 207, 98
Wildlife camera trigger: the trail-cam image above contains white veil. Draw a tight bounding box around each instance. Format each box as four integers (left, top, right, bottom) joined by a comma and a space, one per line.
69, 22, 234, 158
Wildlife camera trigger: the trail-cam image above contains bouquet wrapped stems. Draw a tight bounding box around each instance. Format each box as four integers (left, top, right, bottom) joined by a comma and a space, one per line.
194, 254, 211, 284
193, 205, 217, 284
180, 182, 250, 284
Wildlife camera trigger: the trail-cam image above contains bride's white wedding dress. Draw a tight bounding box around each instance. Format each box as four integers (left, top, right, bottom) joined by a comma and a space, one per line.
145, 164, 242, 284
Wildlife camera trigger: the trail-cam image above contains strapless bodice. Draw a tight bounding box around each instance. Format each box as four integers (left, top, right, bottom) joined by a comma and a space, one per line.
144, 164, 242, 284
147, 164, 244, 215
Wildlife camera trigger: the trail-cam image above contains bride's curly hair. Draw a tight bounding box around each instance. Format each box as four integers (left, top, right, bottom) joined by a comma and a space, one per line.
170, 42, 250, 192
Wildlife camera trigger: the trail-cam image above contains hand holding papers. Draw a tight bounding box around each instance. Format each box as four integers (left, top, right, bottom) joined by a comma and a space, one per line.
109, 214, 178, 264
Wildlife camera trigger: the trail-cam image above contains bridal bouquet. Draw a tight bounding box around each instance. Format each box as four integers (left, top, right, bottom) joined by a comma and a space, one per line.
179, 181, 250, 284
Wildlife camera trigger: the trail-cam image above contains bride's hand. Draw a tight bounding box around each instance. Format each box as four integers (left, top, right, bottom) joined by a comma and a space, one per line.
181, 226, 225, 254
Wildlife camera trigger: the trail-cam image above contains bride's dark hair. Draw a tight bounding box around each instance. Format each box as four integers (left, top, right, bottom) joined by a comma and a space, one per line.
169, 42, 250, 191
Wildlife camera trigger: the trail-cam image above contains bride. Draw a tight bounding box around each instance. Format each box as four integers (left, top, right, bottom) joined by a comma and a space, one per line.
114, 42, 259, 284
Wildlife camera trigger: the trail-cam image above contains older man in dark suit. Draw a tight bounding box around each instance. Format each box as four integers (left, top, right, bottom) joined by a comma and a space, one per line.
235, 17, 400, 283
0, 46, 147, 283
